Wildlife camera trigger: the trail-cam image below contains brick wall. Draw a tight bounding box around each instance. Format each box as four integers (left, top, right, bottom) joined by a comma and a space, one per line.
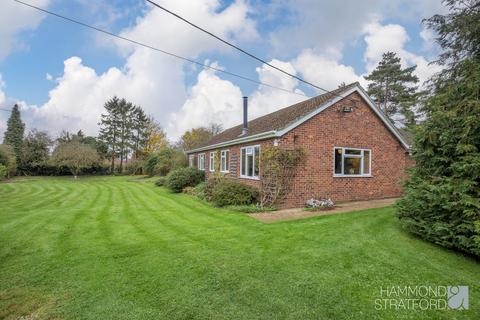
188, 91, 412, 209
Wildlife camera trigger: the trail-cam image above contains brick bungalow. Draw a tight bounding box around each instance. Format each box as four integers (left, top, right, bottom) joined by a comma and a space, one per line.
186, 82, 413, 208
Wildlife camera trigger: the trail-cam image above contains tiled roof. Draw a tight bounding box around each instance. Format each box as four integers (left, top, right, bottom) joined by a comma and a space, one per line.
193, 82, 359, 150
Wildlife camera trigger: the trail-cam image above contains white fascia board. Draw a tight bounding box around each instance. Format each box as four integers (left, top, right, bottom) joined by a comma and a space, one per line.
186, 130, 276, 153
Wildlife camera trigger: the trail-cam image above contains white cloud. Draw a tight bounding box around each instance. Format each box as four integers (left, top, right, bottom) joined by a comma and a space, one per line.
362, 21, 442, 86
294, 49, 361, 91
45, 73, 53, 81
167, 59, 306, 140
0, 0, 51, 61
9, 0, 257, 140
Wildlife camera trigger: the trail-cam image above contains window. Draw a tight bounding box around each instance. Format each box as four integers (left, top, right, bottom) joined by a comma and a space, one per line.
334, 147, 371, 177
209, 152, 215, 172
240, 145, 260, 179
198, 153, 205, 171
220, 150, 229, 172
188, 154, 195, 167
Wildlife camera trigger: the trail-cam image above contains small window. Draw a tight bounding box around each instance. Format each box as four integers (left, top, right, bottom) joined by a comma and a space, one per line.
209, 152, 215, 172
198, 153, 205, 171
334, 147, 371, 177
220, 150, 229, 172
188, 154, 195, 167
240, 145, 260, 179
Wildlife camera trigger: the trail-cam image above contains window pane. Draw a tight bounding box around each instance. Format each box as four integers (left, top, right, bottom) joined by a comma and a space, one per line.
345, 149, 361, 155
225, 151, 229, 171
254, 147, 260, 177
247, 154, 253, 176
334, 149, 342, 174
344, 156, 361, 174
241, 149, 246, 175
363, 150, 370, 174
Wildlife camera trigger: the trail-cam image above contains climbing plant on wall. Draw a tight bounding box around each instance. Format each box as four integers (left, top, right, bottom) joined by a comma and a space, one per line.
259, 146, 306, 207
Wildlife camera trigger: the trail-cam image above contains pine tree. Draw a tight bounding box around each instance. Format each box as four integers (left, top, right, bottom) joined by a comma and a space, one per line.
99, 97, 121, 173
365, 52, 421, 127
117, 99, 135, 173
131, 106, 149, 160
3, 104, 25, 161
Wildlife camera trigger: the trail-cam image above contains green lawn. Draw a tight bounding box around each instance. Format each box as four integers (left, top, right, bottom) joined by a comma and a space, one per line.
0, 176, 478, 319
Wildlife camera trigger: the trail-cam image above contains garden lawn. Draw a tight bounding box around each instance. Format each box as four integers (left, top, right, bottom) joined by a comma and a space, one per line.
0, 176, 478, 319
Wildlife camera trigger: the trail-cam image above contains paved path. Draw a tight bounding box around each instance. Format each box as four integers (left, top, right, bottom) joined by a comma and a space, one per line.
249, 198, 399, 223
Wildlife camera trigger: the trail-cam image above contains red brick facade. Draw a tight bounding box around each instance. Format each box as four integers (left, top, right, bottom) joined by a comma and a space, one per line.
188, 91, 412, 208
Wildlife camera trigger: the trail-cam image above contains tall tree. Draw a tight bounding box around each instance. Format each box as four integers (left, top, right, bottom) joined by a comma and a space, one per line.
3, 104, 25, 161
21, 129, 52, 167
117, 99, 135, 172
131, 106, 150, 159
179, 126, 220, 151
365, 52, 422, 127
99, 97, 121, 173
397, 0, 480, 256
143, 118, 168, 156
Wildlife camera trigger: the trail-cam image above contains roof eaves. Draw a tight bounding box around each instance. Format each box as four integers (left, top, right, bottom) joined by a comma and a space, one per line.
186, 130, 276, 153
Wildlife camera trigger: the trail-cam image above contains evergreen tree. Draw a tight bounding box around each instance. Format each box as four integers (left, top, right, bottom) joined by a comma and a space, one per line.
131, 106, 150, 159
3, 104, 25, 161
365, 52, 422, 127
397, 0, 480, 256
99, 97, 121, 173
117, 99, 135, 173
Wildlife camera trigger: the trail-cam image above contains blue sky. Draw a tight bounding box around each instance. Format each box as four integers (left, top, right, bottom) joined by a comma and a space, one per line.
0, 0, 445, 140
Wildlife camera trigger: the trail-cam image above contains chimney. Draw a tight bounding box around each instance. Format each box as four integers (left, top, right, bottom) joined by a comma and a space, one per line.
242, 96, 249, 135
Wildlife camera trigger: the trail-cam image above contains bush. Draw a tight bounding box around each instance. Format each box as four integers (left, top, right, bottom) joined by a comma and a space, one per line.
203, 176, 222, 201
155, 177, 167, 187
125, 159, 144, 175
144, 148, 187, 177
224, 204, 276, 213
165, 167, 205, 193
193, 182, 206, 199
0, 164, 7, 181
211, 179, 259, 207
0, 144, 17, 178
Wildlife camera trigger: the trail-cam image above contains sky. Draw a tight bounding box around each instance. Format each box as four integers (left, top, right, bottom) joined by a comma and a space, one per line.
0, 0, 446, 141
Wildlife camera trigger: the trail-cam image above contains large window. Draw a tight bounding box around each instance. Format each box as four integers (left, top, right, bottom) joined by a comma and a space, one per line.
188, 154, 195, 167
220, 150, 229, 172
209, 152, 215, 172
198, 153, 205, 171
334, 147, 371, 177
240, 145, 260, 179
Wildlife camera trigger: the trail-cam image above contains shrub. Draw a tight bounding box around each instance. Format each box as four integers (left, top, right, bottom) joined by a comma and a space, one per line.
0, 164, 7, 181
144, 148, 187, 177
0, 144, 17, 178
155, 177, 167, 187
193, 182, 206, 199
203, 176, 223, 201
125, 159, 144, 175
165, 167, 205, 193
224, 204, 276, 213
211, 179, 259, 207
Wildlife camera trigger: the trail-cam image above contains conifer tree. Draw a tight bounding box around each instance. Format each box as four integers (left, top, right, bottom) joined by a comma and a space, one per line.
365, 52, 421, 127
99, 97, 121, 173
397, 0, 480, 256
3, 104, 25, 161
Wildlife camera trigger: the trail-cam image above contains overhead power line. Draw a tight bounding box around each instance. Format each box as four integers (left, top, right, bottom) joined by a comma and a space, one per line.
13, 0, 307, 98
146, 0, 348, 99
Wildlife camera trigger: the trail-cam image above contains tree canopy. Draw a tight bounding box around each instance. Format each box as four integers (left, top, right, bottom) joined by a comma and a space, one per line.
397, 0, 480, 256
365, 52, 422, 127
50, 141, 100, 178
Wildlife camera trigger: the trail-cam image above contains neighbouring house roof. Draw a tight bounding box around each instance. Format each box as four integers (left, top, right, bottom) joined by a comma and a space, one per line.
187, 82, 411, 153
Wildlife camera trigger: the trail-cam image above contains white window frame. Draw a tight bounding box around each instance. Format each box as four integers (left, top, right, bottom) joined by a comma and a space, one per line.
240, 145, 260, 180
188, 154, 195, 167
209, 151, 215, 172
333, 147, 372, 177
220, 149, 230, 173
198, 153, 206, 171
